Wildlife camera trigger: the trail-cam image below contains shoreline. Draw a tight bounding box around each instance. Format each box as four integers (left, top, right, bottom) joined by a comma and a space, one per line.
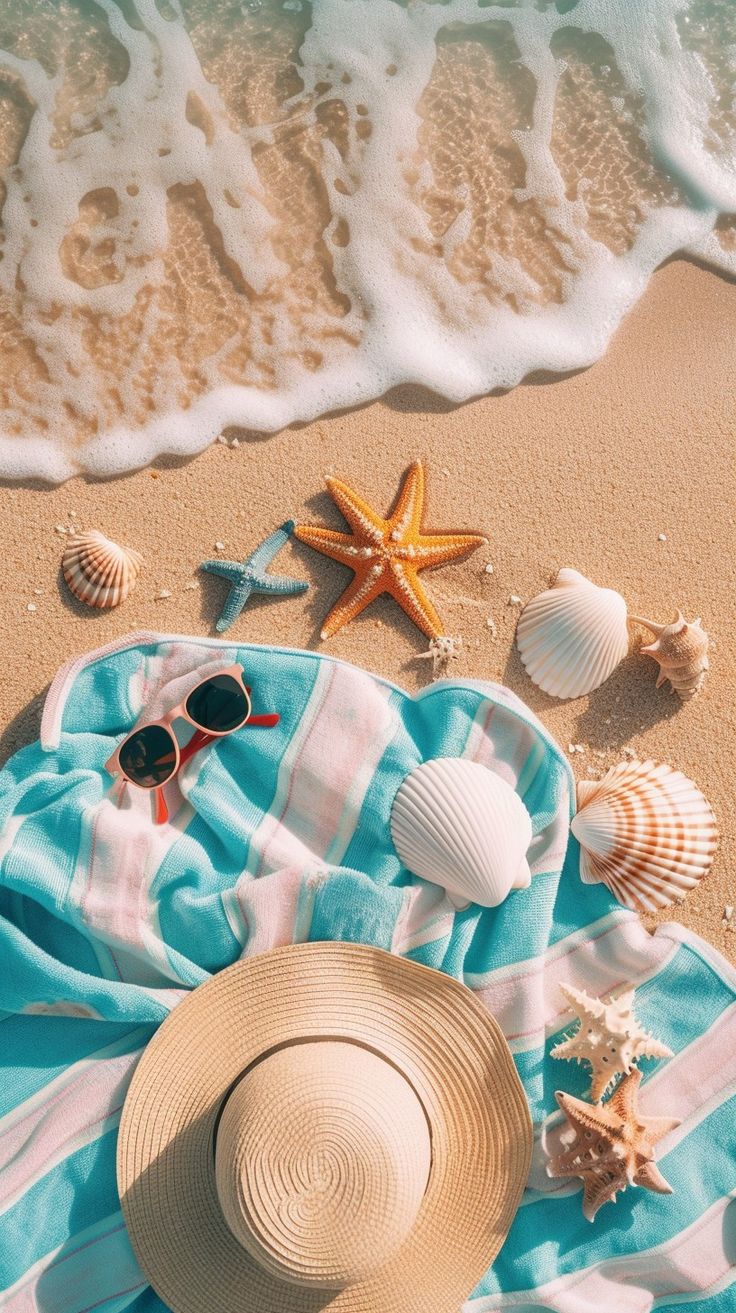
1, 257, 733, 960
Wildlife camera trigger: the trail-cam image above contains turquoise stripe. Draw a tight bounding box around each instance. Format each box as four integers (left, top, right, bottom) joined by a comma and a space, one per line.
59, 645, 151, 739
3, 889, 103, 979
0, 1127, 124, 1289
0, 1021, 149, 1118
405, 937, 452, 970
15, 1213, 145, 1313
546, 840, 621, 944
309, 869, 405, 950
0, 917, 171, 1023
121, 1290, 172, 1313
0, 774, 86, 913
463, 869, 561, 976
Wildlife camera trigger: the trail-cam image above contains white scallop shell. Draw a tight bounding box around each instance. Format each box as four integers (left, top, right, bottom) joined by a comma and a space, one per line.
516, 568, 629, 699
571, 759, 718, 913
390, 757, 533, 909
62, 530, 143, 609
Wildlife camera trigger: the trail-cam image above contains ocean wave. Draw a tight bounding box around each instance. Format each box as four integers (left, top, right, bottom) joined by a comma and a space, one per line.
0, 0, 733, 480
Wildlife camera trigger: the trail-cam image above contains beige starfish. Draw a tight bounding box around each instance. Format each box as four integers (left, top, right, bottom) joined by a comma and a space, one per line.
551, 982, 673, 1102
548, 1069, 681, 1221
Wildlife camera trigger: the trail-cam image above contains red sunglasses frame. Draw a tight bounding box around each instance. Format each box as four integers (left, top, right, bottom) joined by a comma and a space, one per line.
105, 664, 279, 824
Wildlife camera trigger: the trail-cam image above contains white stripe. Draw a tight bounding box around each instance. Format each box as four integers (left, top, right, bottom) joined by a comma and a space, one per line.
243, 662, 334, 878
0, 815, 26, 868
0, 1030, 149, 1136
465, 1191, 736, 1311
0, 1107, 126, 1220
463, 911, 630, 988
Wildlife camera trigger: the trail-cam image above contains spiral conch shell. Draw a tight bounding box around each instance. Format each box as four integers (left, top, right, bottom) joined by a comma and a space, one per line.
390, 757, 533, 908
516, 569, 629, 699
630, 611, 709, 700
571, 759, 717, 912
62, 530, 143, 609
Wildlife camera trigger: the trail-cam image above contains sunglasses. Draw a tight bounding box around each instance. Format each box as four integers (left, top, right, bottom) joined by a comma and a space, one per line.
105, 665, 279, 824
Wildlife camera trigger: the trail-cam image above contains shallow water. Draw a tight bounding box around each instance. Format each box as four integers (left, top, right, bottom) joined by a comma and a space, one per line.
0, 0, 733, 479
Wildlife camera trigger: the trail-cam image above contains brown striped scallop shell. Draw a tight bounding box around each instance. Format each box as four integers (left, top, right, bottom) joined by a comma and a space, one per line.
570, 759, 717, 912
62, 530, 143, 609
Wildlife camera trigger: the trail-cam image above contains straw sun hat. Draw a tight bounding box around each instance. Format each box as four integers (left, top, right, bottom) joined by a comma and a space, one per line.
117, 942, 532, 1313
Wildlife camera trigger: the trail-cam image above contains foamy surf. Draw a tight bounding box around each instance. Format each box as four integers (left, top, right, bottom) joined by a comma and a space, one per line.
0, 0, 733, 481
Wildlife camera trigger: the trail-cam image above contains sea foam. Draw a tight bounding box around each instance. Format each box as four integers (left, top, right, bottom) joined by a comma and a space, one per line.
0, 0, 733, 480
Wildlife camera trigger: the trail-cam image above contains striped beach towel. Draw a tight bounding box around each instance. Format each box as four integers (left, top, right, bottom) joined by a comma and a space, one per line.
0, 631, 734, 1313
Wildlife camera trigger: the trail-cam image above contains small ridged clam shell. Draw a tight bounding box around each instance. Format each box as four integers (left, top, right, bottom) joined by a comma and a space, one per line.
62, 530, 143, 609
516, 568, 629, 699
631, 611, 710, 700
390, 757, 533, 909
571, 759, 718, 912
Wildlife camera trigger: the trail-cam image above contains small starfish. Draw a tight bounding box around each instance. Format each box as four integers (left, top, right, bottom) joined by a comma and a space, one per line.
200, 521, 309, 632
547, 1069, 680, 1221
294, 462, 487, 640
551, 982, 673, 1102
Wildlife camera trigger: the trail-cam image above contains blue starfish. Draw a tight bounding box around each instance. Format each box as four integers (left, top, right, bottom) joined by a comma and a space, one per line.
200, 521, 309, 632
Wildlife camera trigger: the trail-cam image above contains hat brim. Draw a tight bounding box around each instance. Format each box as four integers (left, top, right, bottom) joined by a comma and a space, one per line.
117, 942, 532, 1313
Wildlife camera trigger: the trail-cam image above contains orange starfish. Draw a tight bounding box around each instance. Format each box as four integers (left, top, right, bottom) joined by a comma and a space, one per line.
547, 1069, 681, 1221
294, 462, 487, 640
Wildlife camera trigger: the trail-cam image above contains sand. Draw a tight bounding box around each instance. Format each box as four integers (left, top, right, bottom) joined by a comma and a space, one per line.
0, 257, 733, 961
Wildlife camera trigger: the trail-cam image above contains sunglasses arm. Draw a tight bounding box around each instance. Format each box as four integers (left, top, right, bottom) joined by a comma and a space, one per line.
175, 717, 279, 778
154, 789, 170, 825
148, 713, 281, 827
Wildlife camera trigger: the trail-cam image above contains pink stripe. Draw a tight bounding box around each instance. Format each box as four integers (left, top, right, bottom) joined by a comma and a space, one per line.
472, 918, 675, 1050
234, 867, 306, 955
251, 662, 394, 877
464, 699, 571, 879
391, 883, 456, 955
465, 702, 528, 784
0, 1048, 142, 1208
644, 999, 736, 1122
468, 1194, 736, 1311
3, 1216, 145, 1313
81, 817, 153, 960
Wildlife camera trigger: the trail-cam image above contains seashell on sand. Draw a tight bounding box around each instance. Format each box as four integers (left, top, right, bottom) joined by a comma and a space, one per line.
62, 530, 144, 609
630, 610, 709, 700
516, 568, 629, 700
390, 757, 533, 909
571, 758, 717, 913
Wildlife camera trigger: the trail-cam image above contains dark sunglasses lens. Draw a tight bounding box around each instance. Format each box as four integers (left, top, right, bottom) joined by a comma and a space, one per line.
185, 674, 249, 733
118, 725, 177, 788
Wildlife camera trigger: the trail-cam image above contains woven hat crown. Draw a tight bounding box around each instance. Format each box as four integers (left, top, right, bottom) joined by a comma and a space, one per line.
214, 1040, 432, 1290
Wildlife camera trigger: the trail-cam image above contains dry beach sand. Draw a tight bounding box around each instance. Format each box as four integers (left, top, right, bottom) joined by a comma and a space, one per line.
0, 257, 733, 960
